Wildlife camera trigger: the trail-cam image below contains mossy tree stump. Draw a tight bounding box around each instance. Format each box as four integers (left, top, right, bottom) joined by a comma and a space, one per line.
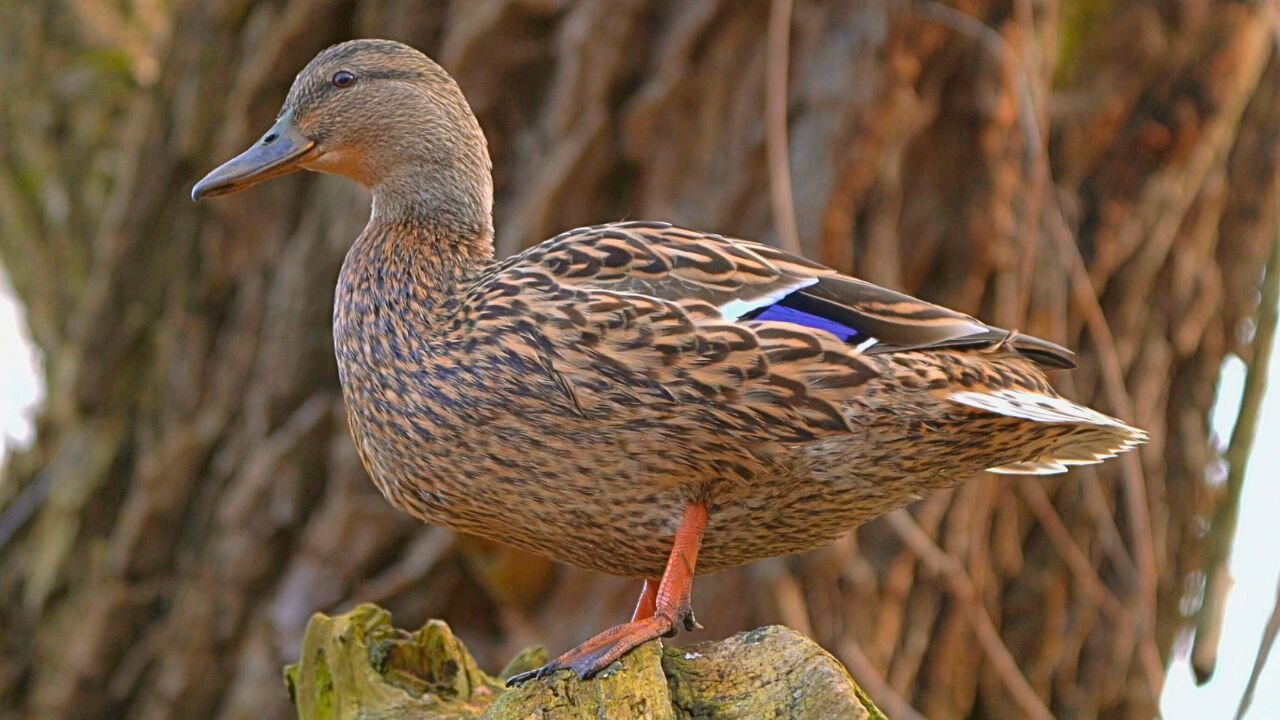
285, 604, 887, 719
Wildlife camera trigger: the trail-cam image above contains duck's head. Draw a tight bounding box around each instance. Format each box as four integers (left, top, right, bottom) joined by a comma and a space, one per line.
193, 39, 492, 229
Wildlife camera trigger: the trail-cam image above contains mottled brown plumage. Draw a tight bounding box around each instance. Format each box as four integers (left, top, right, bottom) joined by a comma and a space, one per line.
194, 39, 1145, 681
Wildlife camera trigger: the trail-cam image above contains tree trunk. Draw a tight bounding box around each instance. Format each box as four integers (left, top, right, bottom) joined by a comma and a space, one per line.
0, 1, 1275, 718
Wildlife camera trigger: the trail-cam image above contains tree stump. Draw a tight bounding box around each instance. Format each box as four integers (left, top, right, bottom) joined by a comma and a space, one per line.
285, 604, 887, 720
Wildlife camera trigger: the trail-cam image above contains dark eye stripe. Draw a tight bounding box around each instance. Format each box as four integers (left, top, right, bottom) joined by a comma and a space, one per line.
360, 69, 427, 81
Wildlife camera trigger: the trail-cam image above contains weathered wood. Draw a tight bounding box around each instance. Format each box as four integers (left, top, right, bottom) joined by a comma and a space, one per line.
285, 604, 885, 720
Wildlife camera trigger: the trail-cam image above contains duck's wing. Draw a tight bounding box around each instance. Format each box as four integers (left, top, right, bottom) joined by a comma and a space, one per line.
471, 222, 880, 439
510, 221, 1075, 370
469, 221, 1134, 472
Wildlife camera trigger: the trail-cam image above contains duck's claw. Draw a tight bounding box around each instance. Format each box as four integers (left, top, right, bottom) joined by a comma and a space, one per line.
504, 613, 681, 686
504, 662, 566, 686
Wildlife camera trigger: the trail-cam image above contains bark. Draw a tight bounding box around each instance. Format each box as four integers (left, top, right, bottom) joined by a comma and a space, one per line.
0, 0, 1277, 718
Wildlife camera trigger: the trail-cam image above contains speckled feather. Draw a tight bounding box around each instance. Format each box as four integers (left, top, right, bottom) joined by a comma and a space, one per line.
201, 39, 1145, 580
334, 217, 1145, 577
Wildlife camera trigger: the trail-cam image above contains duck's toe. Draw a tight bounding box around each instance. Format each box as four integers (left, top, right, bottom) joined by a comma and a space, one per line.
504, 662, 568, 686
505, 613, 676, 685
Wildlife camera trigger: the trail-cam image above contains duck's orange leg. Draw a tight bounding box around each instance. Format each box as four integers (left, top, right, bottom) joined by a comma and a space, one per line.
631, 577, 661, 622
507, 502, 708, 684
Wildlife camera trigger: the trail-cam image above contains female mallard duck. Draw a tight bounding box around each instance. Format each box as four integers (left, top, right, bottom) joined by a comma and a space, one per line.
193, 39, 1144, 684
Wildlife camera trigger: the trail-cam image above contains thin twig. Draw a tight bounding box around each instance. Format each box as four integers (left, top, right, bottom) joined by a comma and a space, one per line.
1196, 234, 1280, 683
838, 638, 930, 720
1237, 575, 1280, 719
1011, 0, 1044, 325
762, 557, 927, 720
905, 0, 1164, 702
887, 510, 1054, 720
908, 0, 1044, 324
1049, 205, 1164, 700
1017, 481, 1127, 622
762, 558, 815, 637
765, 0, 801, 255
1076, 454, 1142, 578
907, 0, 1041, 163
0, 468, 52, 552
347, 528, 455, 605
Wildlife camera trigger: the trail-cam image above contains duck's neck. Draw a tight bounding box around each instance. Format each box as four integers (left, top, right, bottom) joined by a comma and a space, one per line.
369, 162, 493, 234
339, 205, 495, 331
338, 126, 497, 328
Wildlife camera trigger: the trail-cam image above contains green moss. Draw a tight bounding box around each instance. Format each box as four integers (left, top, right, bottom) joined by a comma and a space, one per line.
311, 649, 336, 720
367, 637, 393, 674
286, 606, 890, 719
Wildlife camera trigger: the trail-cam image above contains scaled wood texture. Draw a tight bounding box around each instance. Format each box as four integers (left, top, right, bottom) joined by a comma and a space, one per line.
1, 1, 1278, 719
285, 604, 885, 720
288, 602, 890, 712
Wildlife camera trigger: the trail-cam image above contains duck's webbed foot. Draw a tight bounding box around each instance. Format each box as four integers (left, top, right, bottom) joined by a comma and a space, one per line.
505, 608, 697, 683
505, 502, 708, 685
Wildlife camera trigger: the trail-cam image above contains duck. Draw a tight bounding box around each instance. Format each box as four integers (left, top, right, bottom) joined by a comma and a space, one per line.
192, 38, 1145, 685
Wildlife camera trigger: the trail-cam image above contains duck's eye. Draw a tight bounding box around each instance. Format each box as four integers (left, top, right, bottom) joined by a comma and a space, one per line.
332, 70, 355, 88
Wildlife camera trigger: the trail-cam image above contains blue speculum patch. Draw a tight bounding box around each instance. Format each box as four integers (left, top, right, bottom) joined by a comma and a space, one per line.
743, 294, 866, 344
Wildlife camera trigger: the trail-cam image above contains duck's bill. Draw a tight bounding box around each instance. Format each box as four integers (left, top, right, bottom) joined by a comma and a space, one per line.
191, 112, 320, 201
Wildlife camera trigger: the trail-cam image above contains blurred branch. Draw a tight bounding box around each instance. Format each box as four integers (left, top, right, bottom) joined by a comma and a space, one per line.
904, 0, 1045, 325
1196, 234, 1280, 683
1010, 0, 1045, 326
1050, 205, 1164, 700
0, 469, 52, 552
1237, 575, 1280, 719
765, 0, 801, 255
887, 510, 1054, 720
346, 527, 456, 606
838, 638, 928, 720
905, 0, 1041, 162
761, 558, 926, 720
1017, 481, 1126, 622
901, 0, 1165, 702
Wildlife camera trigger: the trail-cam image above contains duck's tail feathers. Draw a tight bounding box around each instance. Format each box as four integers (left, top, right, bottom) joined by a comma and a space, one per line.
948, 389, 1147, 476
